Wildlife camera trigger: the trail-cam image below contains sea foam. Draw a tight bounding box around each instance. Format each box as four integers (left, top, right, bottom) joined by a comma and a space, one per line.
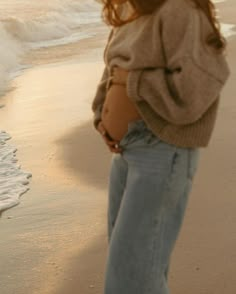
0, 131, 32, 213
0, 0, 101, 97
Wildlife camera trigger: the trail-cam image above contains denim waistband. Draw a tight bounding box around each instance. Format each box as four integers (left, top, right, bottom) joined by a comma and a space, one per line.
119, 119, 159, 148
127, 119, 148, 133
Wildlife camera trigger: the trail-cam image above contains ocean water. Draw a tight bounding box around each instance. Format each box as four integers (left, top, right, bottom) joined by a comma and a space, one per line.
0, 0, 235, 213
0, 0, 104, 96
0, 0, 106, 213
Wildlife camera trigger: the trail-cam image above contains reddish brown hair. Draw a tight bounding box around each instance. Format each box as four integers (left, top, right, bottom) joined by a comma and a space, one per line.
101, 0, 226, 51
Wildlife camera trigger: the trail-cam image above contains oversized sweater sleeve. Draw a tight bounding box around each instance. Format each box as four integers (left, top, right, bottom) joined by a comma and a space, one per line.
91, 66, 109, 129
126, 2, 230, 125
91, 29, 114, 129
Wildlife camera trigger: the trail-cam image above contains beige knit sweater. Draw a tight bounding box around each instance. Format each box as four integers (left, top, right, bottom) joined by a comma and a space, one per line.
92, 0, 230, 148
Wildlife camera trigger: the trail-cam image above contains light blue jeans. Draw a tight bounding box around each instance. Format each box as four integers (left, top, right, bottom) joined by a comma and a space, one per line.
104, 120, 200, 294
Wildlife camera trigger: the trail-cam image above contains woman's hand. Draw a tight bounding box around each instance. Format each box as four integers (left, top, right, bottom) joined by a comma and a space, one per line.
112, 66, 129, 85
97, 121, 123, 154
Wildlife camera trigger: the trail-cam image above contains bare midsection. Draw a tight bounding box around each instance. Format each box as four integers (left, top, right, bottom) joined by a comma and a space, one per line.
101, 84, 142, 141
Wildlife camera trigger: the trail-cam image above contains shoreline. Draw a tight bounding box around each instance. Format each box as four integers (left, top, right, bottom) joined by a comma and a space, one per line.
0, 60, 111, 294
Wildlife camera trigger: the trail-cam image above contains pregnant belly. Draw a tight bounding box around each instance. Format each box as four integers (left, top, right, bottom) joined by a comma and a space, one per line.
101, 84, 142, 141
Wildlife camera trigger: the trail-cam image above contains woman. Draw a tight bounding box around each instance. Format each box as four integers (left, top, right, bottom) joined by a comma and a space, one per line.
92, 0, 230, 293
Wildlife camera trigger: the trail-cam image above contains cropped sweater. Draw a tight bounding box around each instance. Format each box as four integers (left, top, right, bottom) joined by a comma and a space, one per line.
91, 0, 230, 148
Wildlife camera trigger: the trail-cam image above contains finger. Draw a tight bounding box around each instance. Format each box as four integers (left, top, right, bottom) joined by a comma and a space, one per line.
110, 144, 123, 152
109, 146, 123, 153
101, 133, 122, 151
102, 136, 118, 145
99, 127, 109, 138
106, 140, 120, 148
97, 124, 106, 135
106, 141, 122, 153
100, 125, 106, 134
101, 130, 107, 137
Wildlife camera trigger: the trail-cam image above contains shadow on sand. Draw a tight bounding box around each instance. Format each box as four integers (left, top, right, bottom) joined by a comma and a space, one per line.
56, 120, 113, 190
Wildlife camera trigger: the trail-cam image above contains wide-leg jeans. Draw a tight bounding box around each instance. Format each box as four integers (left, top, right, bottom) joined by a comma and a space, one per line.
104, 120, 200, 294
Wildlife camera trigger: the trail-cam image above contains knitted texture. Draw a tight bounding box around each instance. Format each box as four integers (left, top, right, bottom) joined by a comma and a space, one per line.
92, 0, 230, 148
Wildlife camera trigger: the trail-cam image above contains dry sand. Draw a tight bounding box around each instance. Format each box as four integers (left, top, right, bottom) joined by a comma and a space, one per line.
0, 4, 236, 294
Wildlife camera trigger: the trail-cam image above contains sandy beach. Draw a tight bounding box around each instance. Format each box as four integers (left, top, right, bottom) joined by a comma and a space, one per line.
0, 61, 111, 294
0, 1, 236, 294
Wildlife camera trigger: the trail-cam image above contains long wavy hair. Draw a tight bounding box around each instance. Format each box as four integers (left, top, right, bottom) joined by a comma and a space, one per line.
101, 0, 226, 51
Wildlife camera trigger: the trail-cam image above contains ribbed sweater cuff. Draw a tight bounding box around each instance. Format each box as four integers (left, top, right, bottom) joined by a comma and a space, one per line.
126, 69, 144, 102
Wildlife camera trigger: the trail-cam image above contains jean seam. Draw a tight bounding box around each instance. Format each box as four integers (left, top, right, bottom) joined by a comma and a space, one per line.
144, 147, 180, 293
144, 173, 172, 293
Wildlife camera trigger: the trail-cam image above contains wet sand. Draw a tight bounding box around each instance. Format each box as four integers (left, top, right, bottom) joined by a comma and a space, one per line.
0, 61, 111, 294
0, 4, 236, 294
